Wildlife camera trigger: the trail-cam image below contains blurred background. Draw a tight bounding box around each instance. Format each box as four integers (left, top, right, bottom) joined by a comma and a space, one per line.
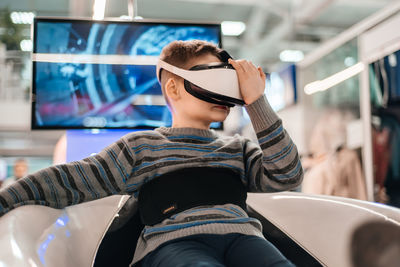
0, 0, 400, 207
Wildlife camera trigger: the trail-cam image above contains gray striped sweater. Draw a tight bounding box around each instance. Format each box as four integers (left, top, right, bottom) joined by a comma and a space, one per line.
0, 95, 303, 265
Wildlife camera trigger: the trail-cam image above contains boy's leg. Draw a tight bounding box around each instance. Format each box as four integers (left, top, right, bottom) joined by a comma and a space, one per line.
224, 234, 295, 267
141, 236, 225, 267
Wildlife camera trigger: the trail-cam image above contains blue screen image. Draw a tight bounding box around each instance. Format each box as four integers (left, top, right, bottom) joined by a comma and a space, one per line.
33, 19, 221, 129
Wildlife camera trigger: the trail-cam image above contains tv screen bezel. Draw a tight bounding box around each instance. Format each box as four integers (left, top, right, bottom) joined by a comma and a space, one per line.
31, 17, 223, 130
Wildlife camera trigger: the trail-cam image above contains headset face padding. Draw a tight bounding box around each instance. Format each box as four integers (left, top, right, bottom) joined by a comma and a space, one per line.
156, 59, 245, 107
183, 80, 235, 107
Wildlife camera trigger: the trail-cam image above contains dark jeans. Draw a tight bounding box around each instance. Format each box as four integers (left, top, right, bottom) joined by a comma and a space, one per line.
141, 233, 295, 267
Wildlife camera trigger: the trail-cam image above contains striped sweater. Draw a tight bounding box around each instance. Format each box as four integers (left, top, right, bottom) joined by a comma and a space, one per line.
0, 95, 303, 265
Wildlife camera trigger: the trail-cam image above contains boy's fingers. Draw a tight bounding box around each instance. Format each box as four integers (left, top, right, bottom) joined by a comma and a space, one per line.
258, 67, 266, 80
239, 60, 256, 76
249, 61, 258, 71
243, 60, 259, 75
242, 60, 253, 73
229, 58, 245, 74
228, 58, 237, 68
230, 59, 261, 78
236, 60, 249, 72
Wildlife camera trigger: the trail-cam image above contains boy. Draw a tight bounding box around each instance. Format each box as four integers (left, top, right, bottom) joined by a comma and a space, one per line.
0, 40, 303, 267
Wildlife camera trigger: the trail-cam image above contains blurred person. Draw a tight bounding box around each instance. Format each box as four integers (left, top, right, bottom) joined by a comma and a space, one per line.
301, 110, 367, 200
0, 159, 7, 188
351, 220, 400, 267
53, 133, 67, 165
1, 158, 28, 189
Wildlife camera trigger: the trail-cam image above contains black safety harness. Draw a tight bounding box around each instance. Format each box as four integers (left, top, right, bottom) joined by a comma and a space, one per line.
138, 167, 247, 226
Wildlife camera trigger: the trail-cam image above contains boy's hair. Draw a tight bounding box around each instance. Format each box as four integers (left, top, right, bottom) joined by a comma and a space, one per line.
159, 40, 223, 106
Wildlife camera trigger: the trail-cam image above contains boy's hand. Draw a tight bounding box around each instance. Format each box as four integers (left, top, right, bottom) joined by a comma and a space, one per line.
228, 58, 266, 105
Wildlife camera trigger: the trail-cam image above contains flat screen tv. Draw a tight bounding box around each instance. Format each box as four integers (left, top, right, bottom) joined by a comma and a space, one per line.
265, 64, 297, 112
31, 17, 222, 130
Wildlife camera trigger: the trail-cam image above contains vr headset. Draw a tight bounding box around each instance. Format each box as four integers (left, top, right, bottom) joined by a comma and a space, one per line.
156, 50, 245, 107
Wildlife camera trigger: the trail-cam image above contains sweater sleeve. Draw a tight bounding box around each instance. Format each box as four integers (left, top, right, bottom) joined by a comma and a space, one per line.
244, 94, 303, 192
0, 135, 135, 217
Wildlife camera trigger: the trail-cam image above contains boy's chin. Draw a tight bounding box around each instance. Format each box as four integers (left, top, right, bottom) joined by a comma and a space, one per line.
209, 114, 228, 122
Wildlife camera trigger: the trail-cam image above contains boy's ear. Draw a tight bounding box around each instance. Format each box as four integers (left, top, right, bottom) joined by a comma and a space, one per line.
165, 77, 181, 102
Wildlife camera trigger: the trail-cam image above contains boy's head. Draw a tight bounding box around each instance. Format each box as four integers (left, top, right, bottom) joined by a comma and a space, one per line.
159, 40, 231, 129
159, 40, 223, 102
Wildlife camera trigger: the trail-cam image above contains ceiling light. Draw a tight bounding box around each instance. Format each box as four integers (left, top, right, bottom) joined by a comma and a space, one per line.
119, 15, 143, 20
304, 62, 364, 95
221, 21, 246, 36
10, 12, 35, 24
279, 50, 304, 62
344, 56, 356, 67
119, 15, 132, 20
388, 53, 397, 67
20, 39, 32, 52
93, 0, 107, 20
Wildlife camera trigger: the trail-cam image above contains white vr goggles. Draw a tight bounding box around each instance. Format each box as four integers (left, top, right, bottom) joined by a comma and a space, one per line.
156, 51, 245, 107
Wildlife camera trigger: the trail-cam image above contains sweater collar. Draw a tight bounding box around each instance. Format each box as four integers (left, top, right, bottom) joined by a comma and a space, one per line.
155, 127, 219, 139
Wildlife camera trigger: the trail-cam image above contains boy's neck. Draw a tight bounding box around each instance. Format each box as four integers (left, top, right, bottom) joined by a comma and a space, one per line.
171, 120, 211, 130
156, 126, 218, 139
